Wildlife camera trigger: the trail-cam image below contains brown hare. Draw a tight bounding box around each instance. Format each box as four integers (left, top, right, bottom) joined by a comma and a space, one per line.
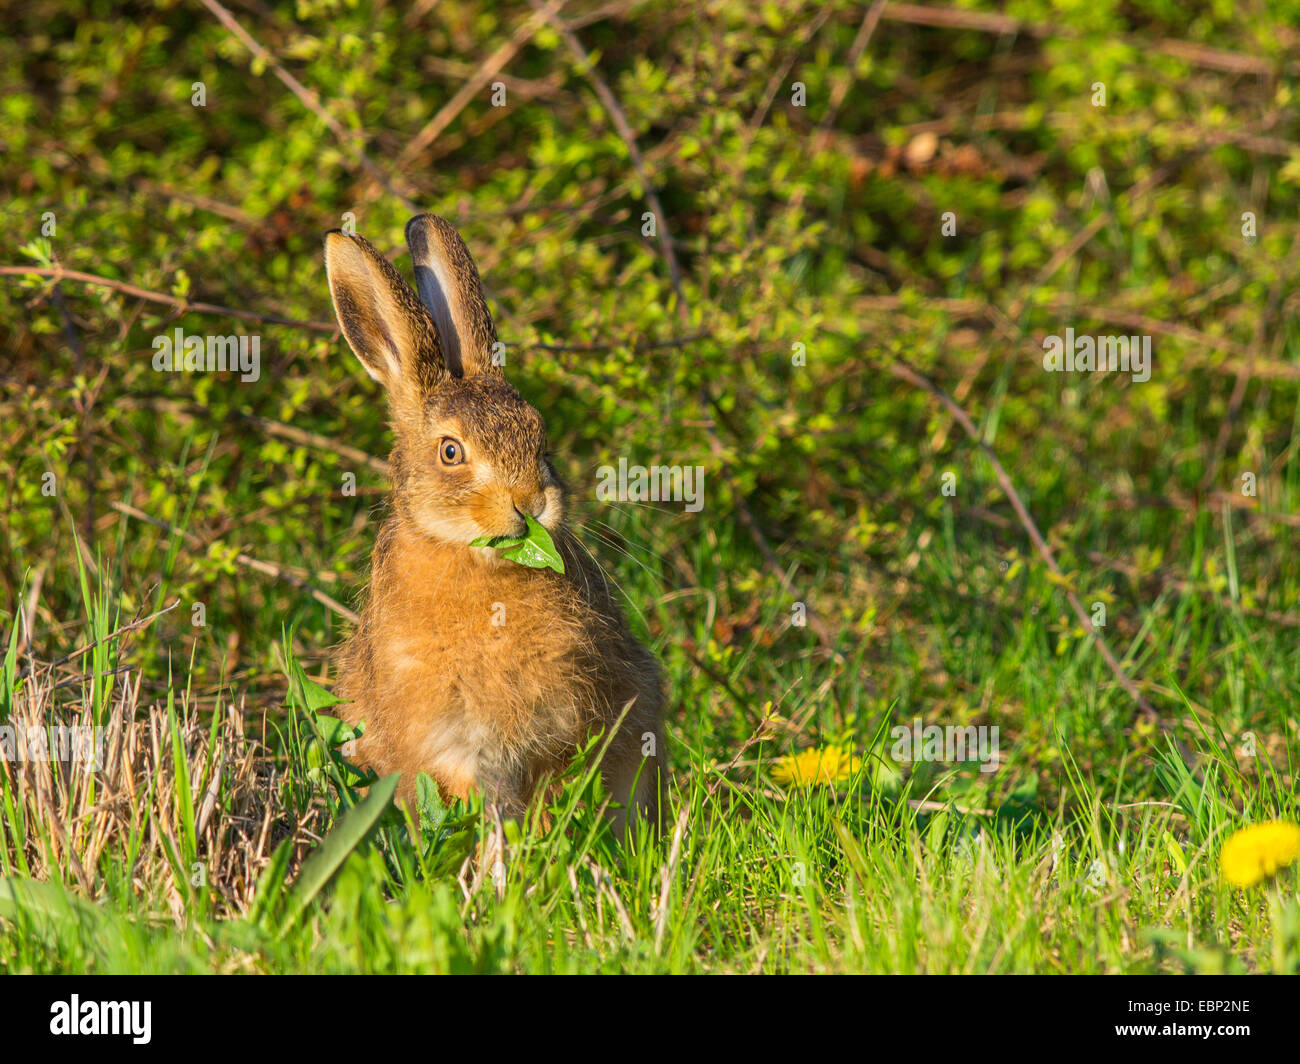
324, 214, 666, 835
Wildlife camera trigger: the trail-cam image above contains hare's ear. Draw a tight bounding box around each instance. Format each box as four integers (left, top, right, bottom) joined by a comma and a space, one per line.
324, 230, 445, 406
405, 214, 501, 379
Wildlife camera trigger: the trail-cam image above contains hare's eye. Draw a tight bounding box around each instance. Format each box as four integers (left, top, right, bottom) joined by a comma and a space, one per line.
439, 438, 465, 465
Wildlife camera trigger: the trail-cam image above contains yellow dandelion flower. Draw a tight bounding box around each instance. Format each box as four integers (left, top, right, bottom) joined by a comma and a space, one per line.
1220, 821, 1300, 888
771, 745, 861, 788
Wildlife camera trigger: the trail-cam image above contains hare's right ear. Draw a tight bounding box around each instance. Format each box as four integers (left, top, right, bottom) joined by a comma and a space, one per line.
324, 230, 445, 408
405, 214, 501, 379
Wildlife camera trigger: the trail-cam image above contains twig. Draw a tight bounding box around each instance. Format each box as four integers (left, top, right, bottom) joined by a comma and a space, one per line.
878, 2, 1300, 77
526, 330, 712, 354
531, 0, 688, 321
701, 420, 839, 652
1083, 550, 1300, 629
1020, 153, 1198, 306
396, 0, 570, 169
2, 264, 722, 359
746, 5, 837, 134
1201, 229, 1300, 492
853, 292, 1300, 377
705, 714, 777, 801
821, 2, 887, 139
1011, 111, 1283, 316
0, 264, 336, 332
197, 0, 418, 211
110, 501, 359, 623
1102, 488, 1300, 529
743, 0, 859, 223
21, 597, 180, 678
898, 110, 1296, 158
116, 394, 390, 476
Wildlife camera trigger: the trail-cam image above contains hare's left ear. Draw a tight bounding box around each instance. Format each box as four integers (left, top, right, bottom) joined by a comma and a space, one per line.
405, 213, 501, 379
324, 229, 445, 417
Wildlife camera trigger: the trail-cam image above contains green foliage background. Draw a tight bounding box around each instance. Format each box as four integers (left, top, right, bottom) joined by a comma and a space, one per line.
1, 0, 1298, 972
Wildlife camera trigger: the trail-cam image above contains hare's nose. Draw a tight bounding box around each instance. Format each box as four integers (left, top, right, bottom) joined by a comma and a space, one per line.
513, 492, 548, 519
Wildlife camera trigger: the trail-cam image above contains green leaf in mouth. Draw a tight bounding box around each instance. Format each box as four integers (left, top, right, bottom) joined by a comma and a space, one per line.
470, 513, 565, 574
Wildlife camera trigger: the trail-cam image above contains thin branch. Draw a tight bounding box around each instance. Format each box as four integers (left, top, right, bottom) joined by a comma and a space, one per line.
879, 2, 1300, 77
198, 0, 418, 211
111, 501, 359, 624
854, 292, 1300, 377
396, 0, 570, 169
821, 1, 888, 139
116, 395, 391, 476
4, 264, 721, 358
536, 1, 844, 653
1083, 551, 1300, 629
1201, 228, 1300, 491
530, 0, 688, 322
1, 264, 336, 332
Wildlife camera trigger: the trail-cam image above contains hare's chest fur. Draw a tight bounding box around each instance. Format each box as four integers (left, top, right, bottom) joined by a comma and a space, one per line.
339, 524, 607, 799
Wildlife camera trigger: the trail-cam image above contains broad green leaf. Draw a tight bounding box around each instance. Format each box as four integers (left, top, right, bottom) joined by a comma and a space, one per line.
283, 646, 344, 713
277, 772, 399, 936
314, 713, 359, 747
415, 771, 449, 839
470, 514, 564, 574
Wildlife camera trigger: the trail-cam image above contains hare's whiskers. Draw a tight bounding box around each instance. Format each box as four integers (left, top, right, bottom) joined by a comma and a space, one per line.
567, 529, 655, 630
587, 518, 669, 569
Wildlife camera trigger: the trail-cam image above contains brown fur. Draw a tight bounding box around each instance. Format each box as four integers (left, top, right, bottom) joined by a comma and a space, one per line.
325, 215, 666, 832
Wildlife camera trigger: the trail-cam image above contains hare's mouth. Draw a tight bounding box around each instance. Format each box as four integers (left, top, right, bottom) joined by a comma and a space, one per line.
465, 487, 564, 537
400, 484, 564, 549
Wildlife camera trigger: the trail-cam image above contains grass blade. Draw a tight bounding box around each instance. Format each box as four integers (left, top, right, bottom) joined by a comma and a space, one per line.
277, 772, 399, 936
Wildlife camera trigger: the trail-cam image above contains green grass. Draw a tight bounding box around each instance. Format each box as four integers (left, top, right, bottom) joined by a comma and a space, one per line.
2, 0, 1299, 972
1, 539, 1297, 973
